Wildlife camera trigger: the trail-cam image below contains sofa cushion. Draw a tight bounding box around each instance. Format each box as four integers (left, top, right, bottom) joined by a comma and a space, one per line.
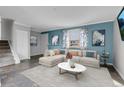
79, 57, 99, 68
39, 55, 65, 67
80, 57, 98, 62
39, 55, 64, 62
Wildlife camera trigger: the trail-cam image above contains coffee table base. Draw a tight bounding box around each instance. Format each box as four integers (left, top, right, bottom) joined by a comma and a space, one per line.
59, 68, 81, 80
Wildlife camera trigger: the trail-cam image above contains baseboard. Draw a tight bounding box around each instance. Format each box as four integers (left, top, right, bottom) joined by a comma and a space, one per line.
100, 62, 124, 80
100, 62, 113, 66
107, 63, 113, 66
113, 65, 124, 80
31, 54, 43, 57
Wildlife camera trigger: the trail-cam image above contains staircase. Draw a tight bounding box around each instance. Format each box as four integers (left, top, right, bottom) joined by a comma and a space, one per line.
0, 40, 15, 67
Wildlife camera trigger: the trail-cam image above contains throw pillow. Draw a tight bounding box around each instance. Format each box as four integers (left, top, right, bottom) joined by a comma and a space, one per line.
86, 52, 95, 58
78, 51, 83, 57
49, 50, 55, 56
69, 51, 78, 56
60, 50, 65, 54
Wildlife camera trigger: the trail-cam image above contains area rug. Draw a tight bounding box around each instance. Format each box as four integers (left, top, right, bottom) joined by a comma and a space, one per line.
21, 65, 115, 87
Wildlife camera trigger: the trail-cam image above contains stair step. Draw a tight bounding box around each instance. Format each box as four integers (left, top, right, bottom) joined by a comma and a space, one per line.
0, 46, 10, 49
0, 40, 8, 43
0, 49, 11, 53
0, 40, 15, 68
0, 43, 9, 46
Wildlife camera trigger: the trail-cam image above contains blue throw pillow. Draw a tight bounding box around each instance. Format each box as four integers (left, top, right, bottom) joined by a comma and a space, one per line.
86, 52, 94, 58
60, 50, 65, 54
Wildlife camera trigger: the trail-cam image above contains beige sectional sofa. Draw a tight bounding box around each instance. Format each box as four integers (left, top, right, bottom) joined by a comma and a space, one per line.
69, 50, 100, 68
39, 55, 65, 67
79, 57, 100, 68
39, 49, 65, 67
39, 49, 100, 68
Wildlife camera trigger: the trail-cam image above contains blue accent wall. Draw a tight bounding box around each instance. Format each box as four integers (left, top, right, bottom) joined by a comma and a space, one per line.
87, 22, 113, 64
47, 21, 114, 64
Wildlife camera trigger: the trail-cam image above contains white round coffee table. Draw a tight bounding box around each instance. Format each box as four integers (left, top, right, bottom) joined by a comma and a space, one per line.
58, 62, 87, 80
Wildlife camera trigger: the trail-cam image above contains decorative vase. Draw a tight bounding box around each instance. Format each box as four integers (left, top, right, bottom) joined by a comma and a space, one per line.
68, 59, 75, 68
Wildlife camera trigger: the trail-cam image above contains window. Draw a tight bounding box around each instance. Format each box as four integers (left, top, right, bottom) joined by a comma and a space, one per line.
80, 29, 88, 49
63, 28, 88, 49
63, 30, 69, 48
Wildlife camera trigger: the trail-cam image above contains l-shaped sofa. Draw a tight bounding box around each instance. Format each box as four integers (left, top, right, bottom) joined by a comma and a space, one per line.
39, 49, 100, 68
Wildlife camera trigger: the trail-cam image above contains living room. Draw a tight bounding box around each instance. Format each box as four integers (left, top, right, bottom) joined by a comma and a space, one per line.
0, 5, 124, 88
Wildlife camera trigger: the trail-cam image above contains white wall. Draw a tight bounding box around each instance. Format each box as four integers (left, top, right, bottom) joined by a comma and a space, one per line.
12, 23, 31, 60
113, 19, 124, 80
30, 31, 48, 56
0, 18, 1, 40
30, 31, 42, 56
1, 18, 13, 40
16, 30, 30, 60
40, 33, 48, 54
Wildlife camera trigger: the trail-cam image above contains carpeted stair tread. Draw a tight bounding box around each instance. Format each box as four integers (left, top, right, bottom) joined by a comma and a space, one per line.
0, 40, 15, 67
0, 40, 8, 43
0, 49, 11, 53
0, 46, 10, 49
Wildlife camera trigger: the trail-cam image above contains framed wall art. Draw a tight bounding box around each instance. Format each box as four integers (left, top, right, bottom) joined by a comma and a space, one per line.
30, 36, 37, 46
92, 29, 105, 46
51, 35, 59, 45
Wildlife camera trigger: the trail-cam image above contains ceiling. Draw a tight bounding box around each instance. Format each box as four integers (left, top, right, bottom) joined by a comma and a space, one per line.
0, 6, 122, 32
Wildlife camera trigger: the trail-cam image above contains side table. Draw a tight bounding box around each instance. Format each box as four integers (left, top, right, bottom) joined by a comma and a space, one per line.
101, 53, 109, 67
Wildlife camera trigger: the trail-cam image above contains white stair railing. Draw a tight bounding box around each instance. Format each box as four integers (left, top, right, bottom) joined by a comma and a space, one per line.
8, 41, 20, 64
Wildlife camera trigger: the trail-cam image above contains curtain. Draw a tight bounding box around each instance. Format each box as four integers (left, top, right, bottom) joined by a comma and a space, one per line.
80, 29, 88, 49
63, 30, 69, 48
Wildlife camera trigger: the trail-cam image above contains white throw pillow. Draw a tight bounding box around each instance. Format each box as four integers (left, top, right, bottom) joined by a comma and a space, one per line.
49, 50, 55, 56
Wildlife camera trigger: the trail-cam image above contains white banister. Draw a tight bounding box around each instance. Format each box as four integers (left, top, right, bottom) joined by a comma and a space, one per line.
8, 41, 20, 64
